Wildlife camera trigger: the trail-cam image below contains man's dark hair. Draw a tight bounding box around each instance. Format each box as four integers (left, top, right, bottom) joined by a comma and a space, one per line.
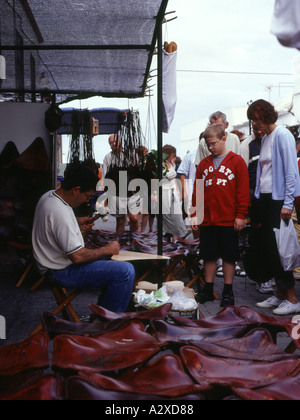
62, 162, 99, 192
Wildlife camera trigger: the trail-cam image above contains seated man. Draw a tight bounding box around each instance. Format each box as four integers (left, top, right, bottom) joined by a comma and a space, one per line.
32, 163, 135, 313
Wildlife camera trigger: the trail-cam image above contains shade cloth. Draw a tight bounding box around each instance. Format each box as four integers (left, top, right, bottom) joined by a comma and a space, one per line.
0, 0, 169, 101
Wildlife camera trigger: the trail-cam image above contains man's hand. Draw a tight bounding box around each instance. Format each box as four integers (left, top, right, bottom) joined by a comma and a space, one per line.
104, 241, 120, 256
234, 218, 246, 232
69, 241, 120, 265
77, 217, 95, 234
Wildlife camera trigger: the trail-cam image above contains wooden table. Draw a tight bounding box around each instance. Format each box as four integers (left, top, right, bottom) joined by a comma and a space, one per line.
112, 251, 170, 262
112, 251, 170, 288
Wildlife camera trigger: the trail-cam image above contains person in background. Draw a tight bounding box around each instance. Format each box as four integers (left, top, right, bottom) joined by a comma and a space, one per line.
231, 129, 245, 143
102, 135, 140, 233
160, 145, 188, 237
177, 150, 198, 238
247, 99, 300, 316
195, 111, 240, 165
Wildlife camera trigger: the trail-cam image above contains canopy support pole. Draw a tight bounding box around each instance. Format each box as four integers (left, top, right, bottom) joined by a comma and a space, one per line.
156, 19, 165, 289
157, 21, 163, 259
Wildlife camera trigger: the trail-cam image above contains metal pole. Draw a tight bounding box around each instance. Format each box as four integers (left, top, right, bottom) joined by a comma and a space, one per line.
157, 21, 163, 258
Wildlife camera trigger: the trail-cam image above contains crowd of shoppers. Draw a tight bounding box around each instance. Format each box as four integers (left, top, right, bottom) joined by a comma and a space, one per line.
33, 100, 300, 316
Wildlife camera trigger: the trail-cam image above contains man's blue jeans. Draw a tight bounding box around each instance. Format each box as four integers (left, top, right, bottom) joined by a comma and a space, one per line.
50, 260, 135, 313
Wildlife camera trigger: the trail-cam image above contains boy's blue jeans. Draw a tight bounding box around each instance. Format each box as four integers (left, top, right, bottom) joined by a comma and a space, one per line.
49, 260, 135, 313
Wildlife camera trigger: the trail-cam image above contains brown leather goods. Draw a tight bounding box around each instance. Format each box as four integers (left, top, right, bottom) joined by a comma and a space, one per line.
238, 306, 290, 332
0, 374, 62, 401
0, 333, 49, 376
13, 138, 49, 173
0, 199, 15, 219
79, 354, 206, 397
52, 321, 167, 373
169, 306, 246, 329
233, 374, 300, 401
65, 376, 204, 401
89, 303, 173, 323
0, 142, 19, 168
0, 369, 44, 398
41, 312, 127, 339
150, 319, 247, 343
180, 346, 300, 390
191, 329, 291, 362
284, 321, 300, 350
0, 175, 17, 199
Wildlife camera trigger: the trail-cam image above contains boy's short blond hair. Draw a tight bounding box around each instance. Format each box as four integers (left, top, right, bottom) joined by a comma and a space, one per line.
203, 124, 226, 141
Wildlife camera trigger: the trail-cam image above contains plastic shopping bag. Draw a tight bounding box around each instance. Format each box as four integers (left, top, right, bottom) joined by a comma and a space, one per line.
274, 219, 300, 271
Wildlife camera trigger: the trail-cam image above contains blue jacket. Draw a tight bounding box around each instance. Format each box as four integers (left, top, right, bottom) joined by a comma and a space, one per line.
255, 126, 300, 210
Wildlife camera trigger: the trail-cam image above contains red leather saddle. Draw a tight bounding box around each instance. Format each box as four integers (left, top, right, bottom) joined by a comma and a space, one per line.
65, 376, 204, 401
53, 320, 167, 373
89, 303, 172, 323
41, 312, 123, 339
233, 374, 300, 401
0, 374, 62, 401
150, 319, 247, 343
180, 346, 300, 389
0, 333, 49, 376
169, 306, 246, 329
191, 329, 291, 362
79, 354, 206, 397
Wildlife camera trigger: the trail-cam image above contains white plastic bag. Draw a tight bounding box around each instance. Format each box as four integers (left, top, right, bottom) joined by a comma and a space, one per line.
274, 219, 300, 271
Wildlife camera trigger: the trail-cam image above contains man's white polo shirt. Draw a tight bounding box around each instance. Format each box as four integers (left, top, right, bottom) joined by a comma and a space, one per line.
32, 191, 84, 274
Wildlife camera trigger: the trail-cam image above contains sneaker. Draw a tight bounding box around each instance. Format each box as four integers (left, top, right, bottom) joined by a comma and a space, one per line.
216, 267, 224, 278
258, 281, 274, 294
273, 300, 300, 316
235, 266, 247, 278
221, 291, 235, 308
256, 296, 283, 309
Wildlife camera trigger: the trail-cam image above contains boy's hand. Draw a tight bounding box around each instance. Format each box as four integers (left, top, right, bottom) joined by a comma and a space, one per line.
234, 218, 246, 232
190, 217, 199, 231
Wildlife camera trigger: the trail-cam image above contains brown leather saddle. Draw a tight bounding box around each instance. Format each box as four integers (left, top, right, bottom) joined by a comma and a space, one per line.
52, 320, 167, 374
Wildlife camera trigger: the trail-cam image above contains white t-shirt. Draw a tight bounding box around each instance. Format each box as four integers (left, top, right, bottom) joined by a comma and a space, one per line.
32, 191, 84, 274
259, 127, 279, 194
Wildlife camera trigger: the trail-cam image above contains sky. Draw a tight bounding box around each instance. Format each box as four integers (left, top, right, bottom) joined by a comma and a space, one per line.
62, 0, 298, 164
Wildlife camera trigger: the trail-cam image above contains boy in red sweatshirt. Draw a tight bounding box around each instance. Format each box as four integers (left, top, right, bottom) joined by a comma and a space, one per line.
191, 124, 250, 307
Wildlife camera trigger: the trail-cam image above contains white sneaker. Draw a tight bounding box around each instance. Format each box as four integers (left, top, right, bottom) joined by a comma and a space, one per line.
273, 300, 300, 316
256, 296, 283, 309
258, 281, 274, 294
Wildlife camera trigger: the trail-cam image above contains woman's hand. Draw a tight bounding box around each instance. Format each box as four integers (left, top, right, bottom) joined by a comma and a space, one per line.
281, 208, 293, 220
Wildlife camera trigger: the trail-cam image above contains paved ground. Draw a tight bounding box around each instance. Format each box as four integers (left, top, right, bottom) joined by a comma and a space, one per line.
0, 215, 299, 355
